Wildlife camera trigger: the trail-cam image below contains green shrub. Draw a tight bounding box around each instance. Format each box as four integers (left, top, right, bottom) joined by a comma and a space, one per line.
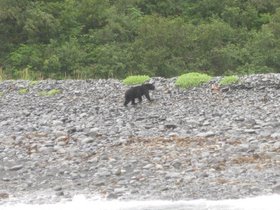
39, 89, 61, 96
19, 88, 29, 94
28, 80, 40, 87
123, 75, 151, 85
8, 45, 42, 72
219, 75, 239, 86
175, 72, 212, 89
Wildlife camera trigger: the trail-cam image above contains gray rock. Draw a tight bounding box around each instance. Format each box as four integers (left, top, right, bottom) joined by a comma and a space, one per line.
143, 164, 154, 169
244, 129, 257, 134
0, 192, 9, 200
271, 132, 280, 138
272, 184, 280, 193
197, 131, 216, 137
54, 187, 63, 191
165, 172, 181, 179
9, 165, 24, 171
81, 137, 95, 144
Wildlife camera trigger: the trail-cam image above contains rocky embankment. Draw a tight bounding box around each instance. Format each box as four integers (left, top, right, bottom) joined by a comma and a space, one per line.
0, 74, 280, 204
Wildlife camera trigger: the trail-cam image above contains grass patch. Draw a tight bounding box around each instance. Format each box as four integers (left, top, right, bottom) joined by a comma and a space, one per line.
0, 91, 3, 97
19, 88, 29, 94
175, 72, 212, 89
219, 75, 239, 86
16, 67, 44, 80
29, 80, 40, 86
39, 89, 61, 96
123, 75, 150, 85
0, 67, 4, 81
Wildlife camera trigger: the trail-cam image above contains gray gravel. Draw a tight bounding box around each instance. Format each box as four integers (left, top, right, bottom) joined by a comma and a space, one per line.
0, 74, 280, 204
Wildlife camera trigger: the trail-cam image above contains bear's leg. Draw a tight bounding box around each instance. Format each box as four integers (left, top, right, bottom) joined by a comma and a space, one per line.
131, 98, 136, 105
124, 99, 130, 106
138, 96, 142, 103
144, 92, 153, 102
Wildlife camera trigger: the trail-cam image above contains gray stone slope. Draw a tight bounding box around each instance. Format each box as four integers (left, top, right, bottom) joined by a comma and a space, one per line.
0, 74, 279, 204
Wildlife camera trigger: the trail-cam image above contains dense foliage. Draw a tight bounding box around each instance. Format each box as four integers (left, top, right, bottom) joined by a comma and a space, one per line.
1, 0, 280, 79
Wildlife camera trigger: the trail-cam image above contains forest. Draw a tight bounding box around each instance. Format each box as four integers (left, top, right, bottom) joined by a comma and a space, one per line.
1, 0, 280, 79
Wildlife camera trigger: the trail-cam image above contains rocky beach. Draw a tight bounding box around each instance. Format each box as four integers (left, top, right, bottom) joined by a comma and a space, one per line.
0, 74, 280, 204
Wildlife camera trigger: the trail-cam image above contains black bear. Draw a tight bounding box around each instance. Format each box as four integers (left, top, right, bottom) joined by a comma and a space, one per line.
124, 83, 155, 106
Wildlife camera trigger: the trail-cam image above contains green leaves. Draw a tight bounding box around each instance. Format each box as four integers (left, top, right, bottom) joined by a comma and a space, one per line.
8, 44, 42, 70
92, 44, 130, 78
77, 0, 110, 31
131, 16, 194, 77
1, 0, 280, 79
24, 5, 61, 43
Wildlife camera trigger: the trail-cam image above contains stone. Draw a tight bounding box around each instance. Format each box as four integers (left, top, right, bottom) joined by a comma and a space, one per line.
54, 186, 63, 191
244, 129, 257, 134
165, 172, 181, 179
143, 164, 154, 169
197, 131, 215, 137
172, 160, 182, 169
271, 132, 280, 138
9, 165, 23, 171
56, 191, 64, 196
88, 128, 100, 137
164, 124, 177, 130
272, 184, 280, 193
106, 193, 119, 199
114, 168, 122, 176
0, 192, 9, 200
81, 137, 95, 144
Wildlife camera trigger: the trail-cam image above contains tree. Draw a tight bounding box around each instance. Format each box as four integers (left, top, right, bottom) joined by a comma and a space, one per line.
23, 3, 61, 44
0, 0, 30, 63
1, 0, 280, 79
131, 16, 195, 77
76, 0, 110, 32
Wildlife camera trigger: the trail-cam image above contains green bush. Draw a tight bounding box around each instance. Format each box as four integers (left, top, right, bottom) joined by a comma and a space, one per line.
39, 89, 61, 96
219, 75, 239, 86
175, 72, 212, 89
29, 81, 39, 86
19, 88, 29, 94
123, 75, 150, 85
8, 45, 43, 71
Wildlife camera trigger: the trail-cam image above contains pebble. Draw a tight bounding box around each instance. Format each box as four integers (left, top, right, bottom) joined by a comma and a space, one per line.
81, 137, 95, 144
9, 165, 24, 171
272, 184, 280, 193
0, 192, 9, 200
143, 164, 154, 169
271, 132, 280, 138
